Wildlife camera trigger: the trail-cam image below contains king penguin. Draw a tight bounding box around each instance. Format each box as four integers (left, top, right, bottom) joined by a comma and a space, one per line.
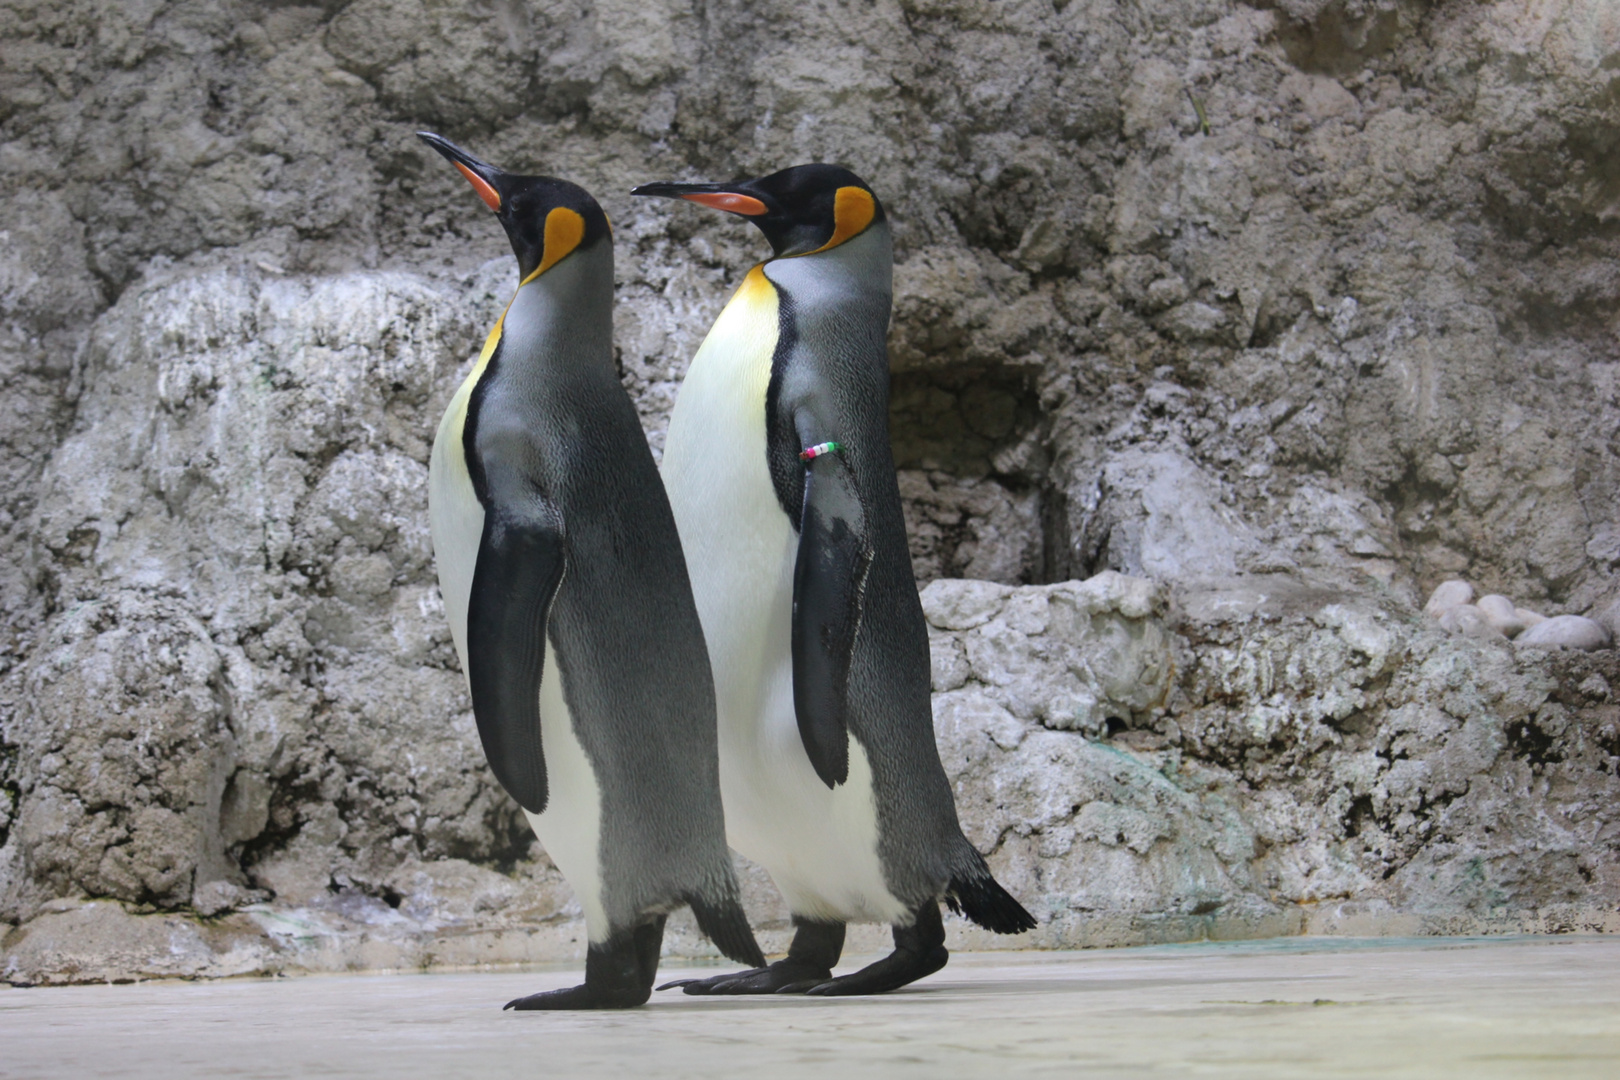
631, 165, 1035, 996
418, 133, 764, 1009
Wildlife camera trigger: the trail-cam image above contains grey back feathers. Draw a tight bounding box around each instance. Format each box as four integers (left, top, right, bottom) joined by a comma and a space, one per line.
763, 224, 962, 897
765, 224, 1035, 931
468, 239, 759, 959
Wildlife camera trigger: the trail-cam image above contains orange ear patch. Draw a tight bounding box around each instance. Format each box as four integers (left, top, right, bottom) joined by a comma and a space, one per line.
811, 186, 876, 253
681, 191, 769, 216
454, 162, 501, 212
521, 206, 588, 283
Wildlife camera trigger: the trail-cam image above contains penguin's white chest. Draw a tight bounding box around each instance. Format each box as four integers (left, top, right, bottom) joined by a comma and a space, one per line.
428, 344, 608, 941
661, 267, 905, 925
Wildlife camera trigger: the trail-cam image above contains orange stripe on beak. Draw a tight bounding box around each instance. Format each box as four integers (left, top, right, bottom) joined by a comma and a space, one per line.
455, 162, 502, 212
681, 191, 768, 216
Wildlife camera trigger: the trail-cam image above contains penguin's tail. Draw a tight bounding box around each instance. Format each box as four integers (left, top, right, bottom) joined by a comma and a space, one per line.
687, 894, 767, 969
946, 867, 1038, 935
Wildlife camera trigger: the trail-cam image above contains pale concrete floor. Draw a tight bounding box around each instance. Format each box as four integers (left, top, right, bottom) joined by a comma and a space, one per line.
3, 936, 1618, 1079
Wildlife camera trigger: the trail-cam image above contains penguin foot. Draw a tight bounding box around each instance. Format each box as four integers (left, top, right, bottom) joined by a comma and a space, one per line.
504, 982, 647, 1011
506, 916, 665, 1011
657, 917, 845, 995
801, 946, 948, 996
803, 901, 948, 997
658, 957, 833, 995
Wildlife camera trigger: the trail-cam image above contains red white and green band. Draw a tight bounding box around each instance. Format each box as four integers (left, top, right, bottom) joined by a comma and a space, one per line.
799, 441, 843, 463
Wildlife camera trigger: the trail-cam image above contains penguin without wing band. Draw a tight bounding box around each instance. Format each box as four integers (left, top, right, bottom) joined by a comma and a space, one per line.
418, 133, 763, 1010
633, 165, 1035, 997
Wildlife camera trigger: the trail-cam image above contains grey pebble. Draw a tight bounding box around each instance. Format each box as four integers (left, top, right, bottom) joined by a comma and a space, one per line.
1515, 615, 1611, 651
1476, 594, 1526, 637
1515, 608, 1546, 629
1437, 604, 1505, 641
1424, 580, 1474, 618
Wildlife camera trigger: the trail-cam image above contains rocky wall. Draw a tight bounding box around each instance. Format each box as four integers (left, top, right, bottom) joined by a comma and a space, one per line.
3, 0, 1619, 982
7, 565, 1617, 983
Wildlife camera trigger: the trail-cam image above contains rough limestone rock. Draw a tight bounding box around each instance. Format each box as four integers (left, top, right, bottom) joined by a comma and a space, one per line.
1596, 601, 1620, 643
936, 574, 1620, 948
5, 0, 1620, 980
1, 267, 532, 928
923, 572, 1173, 736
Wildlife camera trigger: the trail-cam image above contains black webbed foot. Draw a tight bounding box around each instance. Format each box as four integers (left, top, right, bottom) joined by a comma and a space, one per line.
656, 958, 825, 995
804, 901, 947, 996
503, 981, 643, 1011
506, 917, 666, 1011
657, 917, 845, 995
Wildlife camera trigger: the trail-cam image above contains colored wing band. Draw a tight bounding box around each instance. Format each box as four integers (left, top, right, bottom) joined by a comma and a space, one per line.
799, 441, 844, 463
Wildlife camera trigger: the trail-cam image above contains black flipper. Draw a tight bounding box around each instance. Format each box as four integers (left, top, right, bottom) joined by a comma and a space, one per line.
791, 455, 873, 789
687, 894, 767, 969
466, 497, 566, 815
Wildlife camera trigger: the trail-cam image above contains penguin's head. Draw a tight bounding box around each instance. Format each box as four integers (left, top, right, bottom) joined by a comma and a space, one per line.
418, 132, 610, 283
631, 164, 885, 258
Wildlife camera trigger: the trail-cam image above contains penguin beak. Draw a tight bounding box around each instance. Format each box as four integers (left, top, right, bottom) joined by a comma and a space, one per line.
418, 131, 504, 213
631, 181, 768, 217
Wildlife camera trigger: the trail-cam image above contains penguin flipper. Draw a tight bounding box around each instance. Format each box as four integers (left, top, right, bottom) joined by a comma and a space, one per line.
467, 497, 566, 815
791, 457, 873, 789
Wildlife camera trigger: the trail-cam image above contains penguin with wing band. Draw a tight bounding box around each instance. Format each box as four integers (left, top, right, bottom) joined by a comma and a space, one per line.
633, 165, 1035, 996
418, 133, 763, 1010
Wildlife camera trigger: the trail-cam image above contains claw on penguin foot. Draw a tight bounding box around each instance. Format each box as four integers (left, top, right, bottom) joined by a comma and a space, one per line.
800, 901, 949, 996
655, 968, 768, 993
772, 979, 830, 994
800, 943, 948, 996
503, 982, 649, 1011
659, 959, 834, 996
508, 920, 665, 1010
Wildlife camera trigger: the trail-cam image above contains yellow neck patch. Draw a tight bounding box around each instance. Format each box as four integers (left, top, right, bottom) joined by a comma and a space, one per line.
736, 263, 775, 305
808, 186, 876, 254
522, 206, 587, 284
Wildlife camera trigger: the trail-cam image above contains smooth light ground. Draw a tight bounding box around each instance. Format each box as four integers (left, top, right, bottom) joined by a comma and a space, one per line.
2, 936, 1616, 1079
